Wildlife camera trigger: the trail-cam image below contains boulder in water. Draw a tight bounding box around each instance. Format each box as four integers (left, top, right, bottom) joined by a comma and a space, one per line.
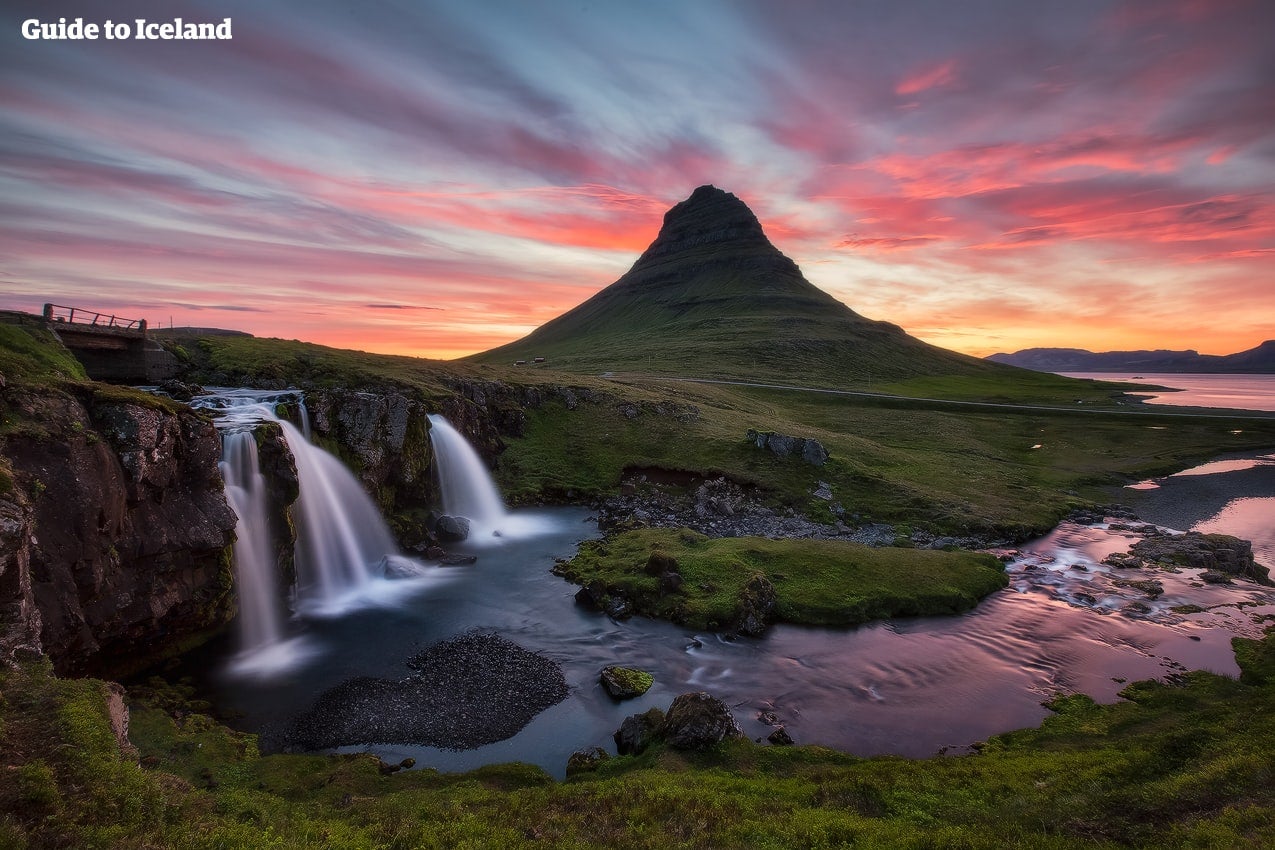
663, 692, 743, 750
435, 515, 471, 542
600, 665, 654, 699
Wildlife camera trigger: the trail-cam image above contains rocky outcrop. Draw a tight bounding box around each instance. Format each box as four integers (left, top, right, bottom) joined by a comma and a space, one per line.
1126, 530, 1270, 585
737, 574, 777, 636
305, 390, 434, 512
0, 488, 42, 664
1, 387, 238, 676
614, 707, 666, 755
612, 692, 744, 756
746, 429, 829, 466
662, 692, 744, 750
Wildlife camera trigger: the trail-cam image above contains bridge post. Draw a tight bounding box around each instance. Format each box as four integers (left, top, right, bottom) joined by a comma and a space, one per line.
42, 303, 53, 321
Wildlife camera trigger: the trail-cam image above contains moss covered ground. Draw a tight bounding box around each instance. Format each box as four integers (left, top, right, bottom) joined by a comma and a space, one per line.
558, 528, 1008, 629
2, 627, 1274, 849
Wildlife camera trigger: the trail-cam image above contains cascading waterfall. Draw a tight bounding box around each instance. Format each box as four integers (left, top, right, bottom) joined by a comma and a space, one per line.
199, 389, 418, 674
426, 414, 557, 541
280, 415, 398, 605
219, 431, 285, 652
427, 414, 509, 538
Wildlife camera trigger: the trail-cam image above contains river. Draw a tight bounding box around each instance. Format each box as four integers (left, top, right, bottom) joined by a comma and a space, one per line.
187, 381, 1275, 779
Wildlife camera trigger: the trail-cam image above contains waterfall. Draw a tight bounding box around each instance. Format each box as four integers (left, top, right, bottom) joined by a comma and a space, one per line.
199, 388, 418, 674
427, 415, 509, 538
426, 414, 557, 541
280, 416, 398, 605
219, 431, 285, 652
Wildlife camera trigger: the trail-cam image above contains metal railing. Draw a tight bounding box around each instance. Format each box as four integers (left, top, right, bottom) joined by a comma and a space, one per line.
43, 303, 147, 333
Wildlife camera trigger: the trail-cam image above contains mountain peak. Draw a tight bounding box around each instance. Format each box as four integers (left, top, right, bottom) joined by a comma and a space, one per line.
471, 186, 1008, 386
634, 185, 769, 266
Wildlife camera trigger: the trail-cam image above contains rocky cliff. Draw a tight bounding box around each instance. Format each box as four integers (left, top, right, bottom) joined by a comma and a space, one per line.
1, 385, 237, 676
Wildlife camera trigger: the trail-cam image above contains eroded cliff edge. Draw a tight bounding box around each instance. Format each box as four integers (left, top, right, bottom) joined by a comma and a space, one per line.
1, 381, 237, 677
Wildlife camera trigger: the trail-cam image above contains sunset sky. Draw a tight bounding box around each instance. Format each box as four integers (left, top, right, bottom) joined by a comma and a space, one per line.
3, 0, 1273, 360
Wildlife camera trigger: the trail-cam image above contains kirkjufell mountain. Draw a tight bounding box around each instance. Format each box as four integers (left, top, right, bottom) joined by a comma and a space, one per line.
473, 185, 1019, 386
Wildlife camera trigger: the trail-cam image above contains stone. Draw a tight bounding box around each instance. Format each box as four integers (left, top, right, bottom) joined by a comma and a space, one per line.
600, 665, 654, 700
425, 545, 446, 560
439, 554, 478, 566
663, 692, 743, 750
813, 481, 834, 501
737, 574, 777, 637
767, 726, 794, 746
658, 571, 684, 595
614, 707, 665, 755
566, 746, 610, 776
435, 515, 471, 542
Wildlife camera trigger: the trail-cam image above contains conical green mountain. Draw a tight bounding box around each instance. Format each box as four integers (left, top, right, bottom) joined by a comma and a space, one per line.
473, 185, 1015, 387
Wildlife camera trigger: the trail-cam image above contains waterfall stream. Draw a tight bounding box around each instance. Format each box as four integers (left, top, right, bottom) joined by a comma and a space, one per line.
197, 392, 556, 678
198, 389, 425, 676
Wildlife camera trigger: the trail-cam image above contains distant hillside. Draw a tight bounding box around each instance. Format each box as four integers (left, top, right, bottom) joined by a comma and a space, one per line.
471, 186, 1023, 388
988, 341, 1275, 373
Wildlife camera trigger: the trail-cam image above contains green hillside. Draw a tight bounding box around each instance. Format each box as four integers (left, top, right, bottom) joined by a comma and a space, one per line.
471, 186, 1022, 388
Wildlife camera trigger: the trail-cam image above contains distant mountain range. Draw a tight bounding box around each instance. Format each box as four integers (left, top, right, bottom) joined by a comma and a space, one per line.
472, 185, 1021, 386
988, 341, 1275, 374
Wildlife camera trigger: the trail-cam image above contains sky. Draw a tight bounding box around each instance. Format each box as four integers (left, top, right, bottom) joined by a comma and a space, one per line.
2, 0, 1273, 360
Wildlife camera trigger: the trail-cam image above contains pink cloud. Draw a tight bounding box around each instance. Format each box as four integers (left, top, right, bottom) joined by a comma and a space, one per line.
895, 60, 958, 96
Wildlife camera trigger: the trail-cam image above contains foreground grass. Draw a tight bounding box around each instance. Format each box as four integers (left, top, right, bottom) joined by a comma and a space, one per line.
3, 627, 1274, 849
556, 528, 1008, 630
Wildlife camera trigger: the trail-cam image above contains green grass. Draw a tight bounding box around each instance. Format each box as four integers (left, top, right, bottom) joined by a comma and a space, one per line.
497, 378, 1275, 538
3, 629, 1274, 848
557, 527, 1008, 629
0, 324, 88, 383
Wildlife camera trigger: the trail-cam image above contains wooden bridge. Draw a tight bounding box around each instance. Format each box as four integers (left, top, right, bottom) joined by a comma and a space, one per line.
38, 303, 177, 383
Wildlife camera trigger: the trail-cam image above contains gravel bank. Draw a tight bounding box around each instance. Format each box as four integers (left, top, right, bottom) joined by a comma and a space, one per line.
280, 631, 567, 751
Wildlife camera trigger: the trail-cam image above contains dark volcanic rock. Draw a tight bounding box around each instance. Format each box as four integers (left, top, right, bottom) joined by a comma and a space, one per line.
3, 388, 237, 676
282, 632, 567, 751
662, 691, 744, 750
747, 429, 829, 466
614, 707, 665, 755
1129, 531, 1269, 585
737, 574, 777, 636
435, 515, 471, 542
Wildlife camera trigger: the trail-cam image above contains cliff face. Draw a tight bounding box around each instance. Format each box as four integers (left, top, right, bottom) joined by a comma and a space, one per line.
1, 386, 237, 676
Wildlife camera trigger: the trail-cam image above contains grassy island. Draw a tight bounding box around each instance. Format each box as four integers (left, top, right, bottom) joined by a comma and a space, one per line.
557, 528, 1009, 630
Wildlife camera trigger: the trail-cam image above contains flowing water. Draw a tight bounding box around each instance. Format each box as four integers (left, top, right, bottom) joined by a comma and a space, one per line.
188, 387, 1275, 778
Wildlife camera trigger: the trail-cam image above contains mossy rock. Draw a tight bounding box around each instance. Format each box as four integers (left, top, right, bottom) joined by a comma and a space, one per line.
600, 665, 654, 699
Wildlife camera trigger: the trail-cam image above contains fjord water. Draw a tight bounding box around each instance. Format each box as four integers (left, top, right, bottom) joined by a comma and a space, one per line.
1063, 372, 1275, 412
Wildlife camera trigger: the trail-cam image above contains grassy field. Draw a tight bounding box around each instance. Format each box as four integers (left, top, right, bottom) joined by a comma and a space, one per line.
557, 528, 1008, 630
2, 626, 1273, 849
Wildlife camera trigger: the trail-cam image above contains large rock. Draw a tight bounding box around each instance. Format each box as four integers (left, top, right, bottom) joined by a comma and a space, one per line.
662, 692, 744, 750
600, 665, 654, 699
614, 707, 665, 755
1130, 531, 1270, 585
746, 429, 828, 466
737, 574, 777, 636
435, 515, 471, 542
3, 387, 238, 676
